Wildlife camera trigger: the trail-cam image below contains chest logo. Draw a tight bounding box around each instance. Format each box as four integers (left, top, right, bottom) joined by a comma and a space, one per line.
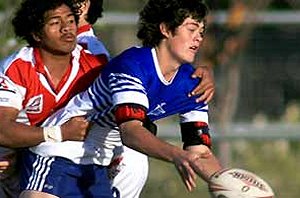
0, 77, 9, 89
0, 76, 16, 93
26, 94, 43, 114
148, 102, 166, 116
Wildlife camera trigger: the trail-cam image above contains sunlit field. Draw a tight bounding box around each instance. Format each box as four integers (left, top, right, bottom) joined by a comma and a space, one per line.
141, 139, 300, 198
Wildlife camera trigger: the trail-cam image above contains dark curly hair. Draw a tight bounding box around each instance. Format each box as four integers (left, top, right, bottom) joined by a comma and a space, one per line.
12, 0, 80, 47
137, 0, 209, 47
73, 0, 103, 24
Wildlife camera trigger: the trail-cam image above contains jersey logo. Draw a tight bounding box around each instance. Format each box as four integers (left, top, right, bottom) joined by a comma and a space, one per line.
0, 76, 16, 93
26, 94, 43, 114
148, 102, 166, 116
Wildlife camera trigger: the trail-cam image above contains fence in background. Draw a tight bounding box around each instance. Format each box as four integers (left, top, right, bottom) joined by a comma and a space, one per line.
158, 122, 300, 140
99, 10, 300, 25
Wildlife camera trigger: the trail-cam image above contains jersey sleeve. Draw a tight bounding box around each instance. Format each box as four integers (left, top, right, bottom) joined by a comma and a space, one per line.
104, 56, 149, 110
0, 74, 24, 110
42, 90, 95, 127
179, 104, 209, 124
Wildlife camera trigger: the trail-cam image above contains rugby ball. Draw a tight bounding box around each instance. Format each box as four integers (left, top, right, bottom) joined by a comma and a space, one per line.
208, 168, 274, 198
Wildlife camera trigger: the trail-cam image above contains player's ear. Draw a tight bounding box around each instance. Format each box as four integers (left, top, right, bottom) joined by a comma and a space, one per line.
159, 22, 171, 38
32, 32, 41, 42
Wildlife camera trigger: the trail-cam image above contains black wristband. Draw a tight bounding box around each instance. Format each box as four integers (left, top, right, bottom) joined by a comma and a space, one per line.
180, 122, 212, 149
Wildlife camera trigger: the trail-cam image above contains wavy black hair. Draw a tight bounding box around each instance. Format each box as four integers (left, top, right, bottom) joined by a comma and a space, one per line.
73, 0, 103, 24
12, 0, 80, 47
137, 0, 209, 47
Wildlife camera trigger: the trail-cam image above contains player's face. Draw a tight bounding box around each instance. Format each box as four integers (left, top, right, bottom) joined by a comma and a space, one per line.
167, 17, 205, 64
37, 4, 77, 55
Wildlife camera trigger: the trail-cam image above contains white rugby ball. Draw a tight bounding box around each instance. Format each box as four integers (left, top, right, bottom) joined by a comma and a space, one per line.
209, 168, 275, 198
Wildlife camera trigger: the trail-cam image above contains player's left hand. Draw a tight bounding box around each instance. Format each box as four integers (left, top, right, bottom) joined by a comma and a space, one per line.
189, 66, 215, 104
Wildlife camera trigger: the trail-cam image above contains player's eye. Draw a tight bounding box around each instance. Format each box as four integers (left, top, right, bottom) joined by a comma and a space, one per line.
47, 19, 61, 26
66, 16, 76, 25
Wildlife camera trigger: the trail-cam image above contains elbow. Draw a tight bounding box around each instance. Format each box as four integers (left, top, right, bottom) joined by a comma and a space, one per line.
119, 122, 137, 149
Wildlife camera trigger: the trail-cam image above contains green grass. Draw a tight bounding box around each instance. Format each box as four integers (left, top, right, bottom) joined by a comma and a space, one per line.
140, 140, 300, 198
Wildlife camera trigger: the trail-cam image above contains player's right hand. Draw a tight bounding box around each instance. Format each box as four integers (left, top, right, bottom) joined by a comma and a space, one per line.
0, 159, 10, 175
0, 152, 16, 179
61, 116, 90, 141
173, 151, 200, 192
173, 149, 222, 191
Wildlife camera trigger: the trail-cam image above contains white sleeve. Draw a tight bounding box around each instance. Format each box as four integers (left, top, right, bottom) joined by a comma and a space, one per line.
179, 105, 209, 124
0, 74, 24, 110
42, 90, 95, 127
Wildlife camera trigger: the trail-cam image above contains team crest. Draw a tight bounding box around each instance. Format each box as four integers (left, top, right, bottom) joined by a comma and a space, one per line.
148, 102, 166, 116
26, 94, 43, 114
0, 76, 16, 93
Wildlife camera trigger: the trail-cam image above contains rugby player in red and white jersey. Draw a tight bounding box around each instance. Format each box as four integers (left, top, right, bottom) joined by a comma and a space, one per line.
0, 0, 109, 197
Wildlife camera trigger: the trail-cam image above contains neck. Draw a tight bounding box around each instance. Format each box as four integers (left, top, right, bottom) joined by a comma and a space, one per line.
38, 48, 71, 86
155, 45, 180, 82
78, 19, 89, 28
39, 48, 71, 68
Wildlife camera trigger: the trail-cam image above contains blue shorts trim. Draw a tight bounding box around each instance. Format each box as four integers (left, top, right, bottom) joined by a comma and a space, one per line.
21, 150, 113, 198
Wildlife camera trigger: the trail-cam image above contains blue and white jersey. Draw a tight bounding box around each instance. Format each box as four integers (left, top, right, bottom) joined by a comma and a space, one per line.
30, 46, 208, 165
90, 46, 208, 125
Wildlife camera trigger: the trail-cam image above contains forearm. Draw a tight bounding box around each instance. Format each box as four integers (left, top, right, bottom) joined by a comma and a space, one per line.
120, 120, 183, 163
0, 107, 44, 148
0, 121, 44, 148
185, 145, 222, 182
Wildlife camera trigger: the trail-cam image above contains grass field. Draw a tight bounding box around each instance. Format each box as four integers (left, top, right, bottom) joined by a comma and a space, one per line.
140, 140, 300, 198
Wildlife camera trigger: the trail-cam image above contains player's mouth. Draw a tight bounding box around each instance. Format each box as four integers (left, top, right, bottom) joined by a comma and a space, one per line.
61, 33, 76, 42
189, 45, 199, 53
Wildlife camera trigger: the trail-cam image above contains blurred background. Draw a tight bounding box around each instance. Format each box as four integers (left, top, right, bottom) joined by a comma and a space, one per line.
1, 0, 300, 197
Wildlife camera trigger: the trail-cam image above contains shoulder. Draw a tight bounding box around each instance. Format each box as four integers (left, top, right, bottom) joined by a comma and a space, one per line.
179, 63, 196, 75
102, 47, 153, 82
0, 47, 34, 75
117, 46, 150, 60
109, 46, 151, 69
175, 64, 200, 89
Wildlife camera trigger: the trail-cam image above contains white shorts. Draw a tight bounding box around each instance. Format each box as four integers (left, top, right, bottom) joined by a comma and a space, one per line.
111, 146, 149, 198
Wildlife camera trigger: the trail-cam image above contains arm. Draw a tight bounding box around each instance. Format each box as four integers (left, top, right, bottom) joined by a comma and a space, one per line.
180, 119, 222, 182
185, 145, 222, 182
189, 66, 215, 103
0, 106, 43, 148
119, 120, 217, 191
0, 106, 89, 148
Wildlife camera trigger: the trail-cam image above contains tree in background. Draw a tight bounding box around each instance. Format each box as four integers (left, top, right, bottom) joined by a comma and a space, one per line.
196, 0, 274, 165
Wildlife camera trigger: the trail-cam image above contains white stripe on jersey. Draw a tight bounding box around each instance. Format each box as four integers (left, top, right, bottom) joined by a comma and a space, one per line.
107, 73, 148, 107
55, 48, 81, 102
180, 110, 209, 124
